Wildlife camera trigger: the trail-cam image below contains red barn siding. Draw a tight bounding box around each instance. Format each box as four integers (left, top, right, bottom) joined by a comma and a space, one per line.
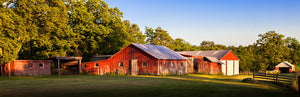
158, 60, 187, 75
81, 45, 187, 75
1, 60, 52, 76
81, 60, 110, 75
197, 59, 222, 74
220, 51, 239, 60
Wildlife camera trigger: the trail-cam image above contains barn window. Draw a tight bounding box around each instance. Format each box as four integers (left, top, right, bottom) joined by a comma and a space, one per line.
119, 62, 123, 67
180, 62, 184, 66
28, 63, 33, 68
142, 62, 147, 67
171, 62, 174, 67
83, 64, 86, 68
39, 63, 44, 68
163, 62, 167, 67
95, 63, 99, 68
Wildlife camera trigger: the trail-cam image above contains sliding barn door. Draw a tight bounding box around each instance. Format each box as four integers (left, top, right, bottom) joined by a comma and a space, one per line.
131, 59, 138, 75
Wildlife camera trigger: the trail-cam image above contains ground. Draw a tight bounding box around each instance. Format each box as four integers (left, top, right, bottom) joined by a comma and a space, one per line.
0, 74, 299, 97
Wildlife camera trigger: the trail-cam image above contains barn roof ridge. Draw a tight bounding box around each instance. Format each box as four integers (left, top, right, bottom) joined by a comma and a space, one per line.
275, 61, 295, 67
176, 50, 232, 59
131, 43, 187, 60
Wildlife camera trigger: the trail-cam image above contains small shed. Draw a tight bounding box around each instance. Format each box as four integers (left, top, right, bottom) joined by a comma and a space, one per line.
177, 50, 240, 75
0, 60, 52, 76
275, 61, 295, 73
81, 43, 188, 75
48, 56, 82, 75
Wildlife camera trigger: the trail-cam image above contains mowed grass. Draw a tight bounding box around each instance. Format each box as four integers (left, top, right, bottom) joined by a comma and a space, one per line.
0, 74, 299, 97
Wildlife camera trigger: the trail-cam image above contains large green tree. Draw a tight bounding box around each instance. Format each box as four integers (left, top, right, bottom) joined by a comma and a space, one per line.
145, 27, 174, 49
0, 2, 28, 64
17, 0, 77, 59
173, 38, 191, 51
124, 20, 146, 44
255, 31, 286, 70
285, 37, 300, 68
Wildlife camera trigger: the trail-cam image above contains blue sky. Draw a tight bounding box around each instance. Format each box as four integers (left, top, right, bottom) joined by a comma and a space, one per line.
104, 0, 300, 46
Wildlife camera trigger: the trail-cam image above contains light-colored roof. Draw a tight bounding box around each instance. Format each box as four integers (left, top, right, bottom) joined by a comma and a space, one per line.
132, 43, 187, 60
177, 50, 231, 59
204, 56, 224, 64
275, 61, 295, 67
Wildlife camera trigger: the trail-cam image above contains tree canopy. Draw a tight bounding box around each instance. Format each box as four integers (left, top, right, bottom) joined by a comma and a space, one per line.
1, 0, 300, 72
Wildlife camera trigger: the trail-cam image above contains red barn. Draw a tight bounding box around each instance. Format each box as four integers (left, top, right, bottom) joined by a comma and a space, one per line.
275, 61, 295, 73
177, 50, 240, 75
0, 60, 52, 76
81, 43, 188, 75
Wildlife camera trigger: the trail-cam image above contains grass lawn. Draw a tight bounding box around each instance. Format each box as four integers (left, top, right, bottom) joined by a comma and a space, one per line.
0, 74, 299, 97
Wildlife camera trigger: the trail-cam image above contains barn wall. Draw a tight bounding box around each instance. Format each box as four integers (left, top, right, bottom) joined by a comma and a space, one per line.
158, 60, 187, 75
234, 60, 239, 75
81, 60, 110, 75
182, 56, 194, 73
220, 51, 239, 75
186, 57, 194, 73
221, 60, 226, 74
81, 45, 187, 75
1, 60, 52, 76
198, 60, 211, 74
198, 59, 221, 74
106, 45, 159, 75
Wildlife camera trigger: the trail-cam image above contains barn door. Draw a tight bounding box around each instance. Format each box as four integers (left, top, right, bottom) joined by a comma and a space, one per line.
227, 60, 234, 75
131, 59, 138, 75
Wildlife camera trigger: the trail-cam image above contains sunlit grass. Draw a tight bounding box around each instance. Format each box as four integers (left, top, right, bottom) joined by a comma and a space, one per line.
0, 74, 299, 97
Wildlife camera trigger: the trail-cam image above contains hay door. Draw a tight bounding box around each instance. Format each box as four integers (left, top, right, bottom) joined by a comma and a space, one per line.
131, 59, 138, 75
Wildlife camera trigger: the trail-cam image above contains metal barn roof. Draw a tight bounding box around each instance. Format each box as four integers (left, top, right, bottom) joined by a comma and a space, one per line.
132, 43, 187, 60
204, 56, 224, 64
177, 50, 231, 59
275, 61, 295, 67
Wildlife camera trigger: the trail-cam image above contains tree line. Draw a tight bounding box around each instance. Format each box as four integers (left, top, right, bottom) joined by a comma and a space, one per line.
1, 0, 300, 72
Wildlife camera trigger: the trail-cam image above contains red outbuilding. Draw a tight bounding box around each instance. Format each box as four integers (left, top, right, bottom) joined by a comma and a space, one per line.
0, 60, 52, 76
177, 50, 240, 75
275, 61, 295, 73
81, 43, 188, 75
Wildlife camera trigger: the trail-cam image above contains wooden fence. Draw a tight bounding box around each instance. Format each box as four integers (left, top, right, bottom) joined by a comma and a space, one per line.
253, 71, 296, 85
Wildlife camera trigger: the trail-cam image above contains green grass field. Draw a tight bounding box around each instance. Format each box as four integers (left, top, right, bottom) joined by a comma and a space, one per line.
0, 74, 299, 97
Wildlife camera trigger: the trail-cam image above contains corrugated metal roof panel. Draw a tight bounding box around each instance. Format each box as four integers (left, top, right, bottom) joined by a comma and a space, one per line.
177, 50, 231, 59
132, 43, 187, 60
204, 56, 223, 64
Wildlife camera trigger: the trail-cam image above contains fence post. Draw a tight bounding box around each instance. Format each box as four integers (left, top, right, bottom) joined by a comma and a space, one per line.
276, 72, 279, 85
265, 71, 267, 76
253, 70, 255, 80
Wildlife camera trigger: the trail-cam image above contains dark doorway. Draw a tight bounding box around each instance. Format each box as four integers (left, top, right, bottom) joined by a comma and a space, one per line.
193, 58, 200, 72
279, 67, 290, 73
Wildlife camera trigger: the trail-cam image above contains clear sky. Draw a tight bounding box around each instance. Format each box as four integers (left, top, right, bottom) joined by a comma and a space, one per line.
104, 0, 300, 46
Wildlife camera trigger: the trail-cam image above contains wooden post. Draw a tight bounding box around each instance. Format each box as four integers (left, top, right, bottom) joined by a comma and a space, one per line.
78, 59, 81, 74
253, 70, 255, 80
276, 72, 279, 85
58, 58, 60, 76
8, 62, 11, 77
